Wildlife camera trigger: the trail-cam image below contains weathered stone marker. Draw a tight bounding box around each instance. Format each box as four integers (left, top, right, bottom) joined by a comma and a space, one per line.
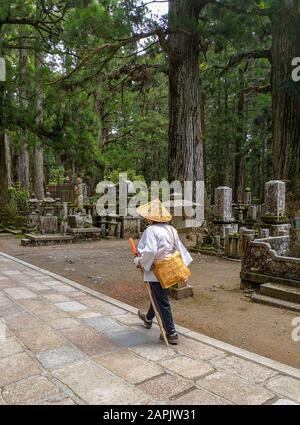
215, 187, 234, 222
265, 180, 286, 218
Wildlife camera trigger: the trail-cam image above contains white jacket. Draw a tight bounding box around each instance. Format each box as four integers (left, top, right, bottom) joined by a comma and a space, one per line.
137, 223, 193, 282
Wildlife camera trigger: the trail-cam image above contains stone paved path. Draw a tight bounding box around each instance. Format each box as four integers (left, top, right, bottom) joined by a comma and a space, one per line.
0, 252, 300, 405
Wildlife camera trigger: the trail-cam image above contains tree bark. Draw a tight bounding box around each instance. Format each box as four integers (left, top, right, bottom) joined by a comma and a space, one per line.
0, 84, 8, 204
168, 0, 204, 191
233, 68, 246, 203
18, 46, 30, 190
0, 54, 9, 204
4, 132, 12, 187
33, 45, 44, 200
272, 4, 300, 191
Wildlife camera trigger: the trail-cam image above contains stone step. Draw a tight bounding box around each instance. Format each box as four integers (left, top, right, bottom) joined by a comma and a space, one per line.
241, 271, 300, 289
252, 293, 300, 313
260, 283, 300, 304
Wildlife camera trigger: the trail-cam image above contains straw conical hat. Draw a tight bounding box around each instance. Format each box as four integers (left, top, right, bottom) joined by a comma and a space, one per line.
136, 199, 172, 223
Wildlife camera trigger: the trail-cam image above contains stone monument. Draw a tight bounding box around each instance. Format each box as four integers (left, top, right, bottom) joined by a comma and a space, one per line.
213, 187, 238, 238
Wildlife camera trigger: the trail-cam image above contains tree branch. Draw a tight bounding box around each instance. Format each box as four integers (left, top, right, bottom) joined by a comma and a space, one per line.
219, 49, 271, 76
240, 84, 271, 96
211, 1, 271, 17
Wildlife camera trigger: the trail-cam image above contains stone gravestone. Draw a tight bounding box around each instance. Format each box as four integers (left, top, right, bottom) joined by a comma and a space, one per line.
215, 187, 234, 222
40, 193, 58, 234
243, 187, 252, 207
265, 180, 286, 218
263, 180, 289, 235
213, 187, 238, 238
290, 218, 300, 258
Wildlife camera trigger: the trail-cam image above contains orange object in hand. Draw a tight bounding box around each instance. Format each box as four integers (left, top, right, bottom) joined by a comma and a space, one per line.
129, 238, 138, 257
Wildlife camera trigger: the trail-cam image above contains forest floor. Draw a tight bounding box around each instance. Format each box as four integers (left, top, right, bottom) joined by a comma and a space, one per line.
0, 234, 299, 369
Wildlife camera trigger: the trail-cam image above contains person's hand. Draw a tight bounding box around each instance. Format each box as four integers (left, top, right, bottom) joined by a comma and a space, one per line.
133, 257, 142, 268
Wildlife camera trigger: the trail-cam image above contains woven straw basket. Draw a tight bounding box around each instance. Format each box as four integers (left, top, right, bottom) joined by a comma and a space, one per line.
153, 251, 191, 289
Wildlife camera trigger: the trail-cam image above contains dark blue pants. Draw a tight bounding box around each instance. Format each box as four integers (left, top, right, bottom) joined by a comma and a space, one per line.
146, 282, 176, 336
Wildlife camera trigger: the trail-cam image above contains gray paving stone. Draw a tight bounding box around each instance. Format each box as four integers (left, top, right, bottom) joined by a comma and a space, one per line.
0, 337, 24, 358
115, 313, 142, 326
2, 375, 65, 405
62, 290, 83, 297
0, 296, 10, 307
54, 301, 87, 313
23, 281, 49, 291
0, 302, 24, 317
82, 298, 126, 316
177, 336, 224, 361
18, 299, 69, 321
138, 373, 195, 401
197, 372, 274, 405
39, 280, 62, 287
49, 317, 81, 330
130, 344, 176, 362
23, 270, 45, 276
108, 329, 153, 347
60, 325, 119, 356
211, 355, 278, 384
37, 344, 87, 369
43, 294, 71, 303
95, 350, 163, 384
53, 285, 78, 293
40, 397, 77, 405
15, 325, 64, 352
2, 270, 22, 276
272, 398, 299, 405
0, 280, 18, 289
0, 352, 41, 386
52, 361, 151, 404
3, 287, 37, 300
0, 320, 10, 342
160, 356, 214, 380
72, 310, 102, 319
170, 388, 231, 405
84, 316, 125, 333
4, 311, 43, 331
266, 376, 300, 403
17, 299, 50, 311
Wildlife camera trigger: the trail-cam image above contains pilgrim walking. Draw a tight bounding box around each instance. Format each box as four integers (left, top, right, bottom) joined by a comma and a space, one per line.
134, 199, 193, 345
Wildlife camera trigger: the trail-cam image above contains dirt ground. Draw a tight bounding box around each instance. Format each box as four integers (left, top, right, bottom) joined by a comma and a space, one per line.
0, 234, 299, 368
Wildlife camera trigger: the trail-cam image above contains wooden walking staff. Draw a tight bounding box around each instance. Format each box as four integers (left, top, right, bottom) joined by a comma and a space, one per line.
129, 238, 169, 347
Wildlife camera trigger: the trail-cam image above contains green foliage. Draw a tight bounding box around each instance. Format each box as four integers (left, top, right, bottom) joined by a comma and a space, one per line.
7, 185, 29, 211
3, 0, 297, 204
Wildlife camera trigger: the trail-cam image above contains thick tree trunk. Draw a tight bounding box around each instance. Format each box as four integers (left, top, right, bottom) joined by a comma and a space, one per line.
233, 68, 246, 203
168, 0, 204, 190
4, 132, 12, 187
272, 5, 300, 191
0, 66, 8, 204
33, 49, 44, 200
0, 130, 8, 205
18, 47, 29, 190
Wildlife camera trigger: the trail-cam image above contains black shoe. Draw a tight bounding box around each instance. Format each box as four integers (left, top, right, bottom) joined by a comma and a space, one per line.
138, 310, 152, 329
159, 333, 179, 345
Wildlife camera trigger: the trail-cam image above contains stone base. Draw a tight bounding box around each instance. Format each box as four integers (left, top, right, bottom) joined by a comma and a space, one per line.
67, 227, 102, 240
21, 238, 31, 246
23, 234, 74, 246
190, 247, 224, 257
169, 285, 194, 300
240, 271, 300, 290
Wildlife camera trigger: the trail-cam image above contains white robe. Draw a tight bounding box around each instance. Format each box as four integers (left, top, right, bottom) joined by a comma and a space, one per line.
137, 223, 193, 282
